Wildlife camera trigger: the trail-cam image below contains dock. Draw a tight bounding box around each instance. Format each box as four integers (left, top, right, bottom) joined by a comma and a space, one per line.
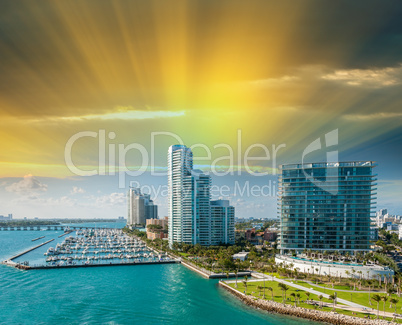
27, 260, 179, 270
8, 239, 55, 261
58, 231, 72, 238
31, 236, 45, 242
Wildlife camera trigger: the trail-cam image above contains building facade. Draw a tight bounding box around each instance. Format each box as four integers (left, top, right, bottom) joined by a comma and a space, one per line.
210, 200, 235, 245
146, 218, 168, 240
168, 145, 235, 247
127, 188, 158, 226
279, 161, 376, 254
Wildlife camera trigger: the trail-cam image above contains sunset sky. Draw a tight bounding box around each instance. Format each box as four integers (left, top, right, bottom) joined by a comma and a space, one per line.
0, 0, 401, 219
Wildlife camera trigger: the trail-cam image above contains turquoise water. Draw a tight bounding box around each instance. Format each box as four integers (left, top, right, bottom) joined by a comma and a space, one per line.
0, 226, 322, 325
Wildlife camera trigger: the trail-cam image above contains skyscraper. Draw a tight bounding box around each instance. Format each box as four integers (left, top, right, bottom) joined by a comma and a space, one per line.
278, 161, 376, 254
210, 200, 235, 245
168, 144, 234, 247
127, 188, 158, 226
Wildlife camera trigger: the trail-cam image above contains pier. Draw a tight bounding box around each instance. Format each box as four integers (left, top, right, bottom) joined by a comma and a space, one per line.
31, 236, 45, 242
27, 260, 179, 270
7, 239, 55, 261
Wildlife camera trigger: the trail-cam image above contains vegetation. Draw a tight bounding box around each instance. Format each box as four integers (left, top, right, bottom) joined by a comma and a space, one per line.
229, 280, 394, 321
0, 220, 60, 226
235, 219, 278, 231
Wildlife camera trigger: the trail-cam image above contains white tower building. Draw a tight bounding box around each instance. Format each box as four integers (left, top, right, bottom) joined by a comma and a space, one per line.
127, 188, 157, 226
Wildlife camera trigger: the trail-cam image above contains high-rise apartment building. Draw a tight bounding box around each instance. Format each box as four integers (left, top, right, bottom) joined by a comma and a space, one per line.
210, 200, 235, 245
127, 188, 158, 226
278, 161, 376, 254
168, 145, 235, 247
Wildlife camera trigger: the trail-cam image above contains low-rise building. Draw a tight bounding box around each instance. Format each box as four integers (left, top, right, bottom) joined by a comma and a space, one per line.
146, 218, 168, 240
233, 252, 249, 261
263, 229, 278, 241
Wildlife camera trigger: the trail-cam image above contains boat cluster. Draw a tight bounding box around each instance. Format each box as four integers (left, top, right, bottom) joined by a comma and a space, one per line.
43, 228, 169, 266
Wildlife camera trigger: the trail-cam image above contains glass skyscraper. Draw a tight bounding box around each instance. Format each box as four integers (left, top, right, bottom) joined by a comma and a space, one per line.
168, 145, 235, 247
278, 161, 376, 254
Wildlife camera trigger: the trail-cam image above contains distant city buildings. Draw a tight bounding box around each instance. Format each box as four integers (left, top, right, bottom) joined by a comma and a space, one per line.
0, 214, 12, 221
278, 161, 376, 254
168, 144, 235, 247
127, 188, 158, 226
374, 209, 401, 229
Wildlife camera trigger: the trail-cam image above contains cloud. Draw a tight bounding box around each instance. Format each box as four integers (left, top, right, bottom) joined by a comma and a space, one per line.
42, 107, 185, 122
94, 192, 126, 207
247, 75, 300, 87
343, 112, 402, 121
71, 186, 85, 194
322, 65, 402, 88
12, 195, 76, 207
6, 174, 48, 195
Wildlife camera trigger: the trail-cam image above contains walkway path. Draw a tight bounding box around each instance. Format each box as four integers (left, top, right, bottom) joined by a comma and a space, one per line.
302, 280, 386, 294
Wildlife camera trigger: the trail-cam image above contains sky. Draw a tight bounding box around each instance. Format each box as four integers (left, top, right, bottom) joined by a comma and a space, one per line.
0, 0, 401, 219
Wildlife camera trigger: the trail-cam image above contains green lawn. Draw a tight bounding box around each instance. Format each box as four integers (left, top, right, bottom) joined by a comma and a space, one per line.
293, 281, 402, 315
262, 272, 288, 279
227, 280, 394, 321
229, 280, 335, 306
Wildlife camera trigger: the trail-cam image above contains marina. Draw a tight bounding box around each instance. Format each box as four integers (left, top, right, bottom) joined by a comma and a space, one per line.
2, 227, 177, 270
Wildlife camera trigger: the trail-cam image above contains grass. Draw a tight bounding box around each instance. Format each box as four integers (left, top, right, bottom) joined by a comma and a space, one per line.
262, 272, 287, 279
227, 280, 395, 321
293, 281, 402, 315
229, 280, 334, 306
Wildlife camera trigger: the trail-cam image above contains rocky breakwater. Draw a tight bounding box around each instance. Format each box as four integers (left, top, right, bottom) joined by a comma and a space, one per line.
220, 282, 392, 325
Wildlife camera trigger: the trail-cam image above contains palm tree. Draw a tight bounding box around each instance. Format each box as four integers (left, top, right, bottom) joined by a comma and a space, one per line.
367, 280, 373, 305
242, 279, 248, 292
257, 285, 263, 297
388, 287, 396, 297
234, 269, 238, 288
371, 294, 381, 319
305, 291, 310, 304
329, 294, 336, 311
296, 293, 301, 306
267, 286, 274, 301
357, 270, 363, 289
278, 283, 289, 304
318, 295, 323, 309
390, 298, 399, 321
381, 296, 389, 317
226, 271, 229, 280
291, 293, 296, 306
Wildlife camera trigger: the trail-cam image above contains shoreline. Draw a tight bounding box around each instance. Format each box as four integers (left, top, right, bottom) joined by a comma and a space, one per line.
219, 281, 392, 325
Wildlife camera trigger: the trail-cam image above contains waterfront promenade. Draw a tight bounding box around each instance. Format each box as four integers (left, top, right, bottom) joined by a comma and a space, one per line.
220, 281, 395, 325
224, 273, 402, 320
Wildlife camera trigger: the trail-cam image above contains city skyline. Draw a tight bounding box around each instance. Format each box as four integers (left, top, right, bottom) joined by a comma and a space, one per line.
0, 1, 401, 218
